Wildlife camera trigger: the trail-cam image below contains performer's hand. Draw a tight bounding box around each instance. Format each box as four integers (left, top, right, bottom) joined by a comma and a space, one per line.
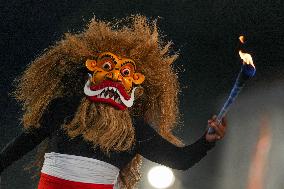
205, 115, 227, 142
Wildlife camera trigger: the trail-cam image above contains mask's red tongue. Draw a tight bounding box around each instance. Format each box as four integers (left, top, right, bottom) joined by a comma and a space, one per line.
89, 80, 131, 100
87, 96, 127, 110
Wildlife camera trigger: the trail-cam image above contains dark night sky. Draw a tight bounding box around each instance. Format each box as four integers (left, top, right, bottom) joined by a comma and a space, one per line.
0, 0, 283, 188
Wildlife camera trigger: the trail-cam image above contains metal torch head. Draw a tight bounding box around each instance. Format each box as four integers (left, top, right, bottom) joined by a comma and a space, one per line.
242, 63, 256, 78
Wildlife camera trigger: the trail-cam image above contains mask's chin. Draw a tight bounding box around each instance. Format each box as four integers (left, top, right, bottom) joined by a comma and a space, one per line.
84, 80, 137, 110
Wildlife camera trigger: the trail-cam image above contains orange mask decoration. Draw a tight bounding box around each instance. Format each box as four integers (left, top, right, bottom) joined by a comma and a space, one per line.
84, 52, 145, 110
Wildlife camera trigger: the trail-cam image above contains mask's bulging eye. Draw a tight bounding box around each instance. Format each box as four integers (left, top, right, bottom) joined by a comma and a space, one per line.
102, 61, 112, 71
121, 68, 131, 77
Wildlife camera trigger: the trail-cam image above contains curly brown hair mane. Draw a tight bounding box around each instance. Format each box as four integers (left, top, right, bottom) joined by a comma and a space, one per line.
15, 15, 183, 188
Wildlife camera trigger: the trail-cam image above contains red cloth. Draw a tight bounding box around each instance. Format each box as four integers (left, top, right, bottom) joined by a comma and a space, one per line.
38, 173, 114, 189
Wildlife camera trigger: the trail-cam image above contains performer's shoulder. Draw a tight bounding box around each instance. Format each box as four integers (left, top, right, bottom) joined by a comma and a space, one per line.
132, 117, 157, 140
47, 95, 82, 112
132, 117, 148, 130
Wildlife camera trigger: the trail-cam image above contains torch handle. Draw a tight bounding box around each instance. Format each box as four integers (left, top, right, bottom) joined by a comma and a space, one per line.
208, 69, 246, 134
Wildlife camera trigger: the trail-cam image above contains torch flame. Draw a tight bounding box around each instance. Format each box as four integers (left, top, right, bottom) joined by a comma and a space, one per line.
238, 35, 255, 68
239, 50, 255, 68
239, 35, 245, 44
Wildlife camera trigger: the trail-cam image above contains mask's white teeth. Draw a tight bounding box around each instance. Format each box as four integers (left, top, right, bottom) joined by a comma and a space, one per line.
84, 80, 106, 96
117, 87, 136, 107
102, 90, 105, 95
115, 98, 119, 103
84, 80, 137, 108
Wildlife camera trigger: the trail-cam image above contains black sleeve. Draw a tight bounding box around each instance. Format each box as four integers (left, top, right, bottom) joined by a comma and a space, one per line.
0, 96, 81, 174
135, 119, 215, 170
0, 130, 47, 174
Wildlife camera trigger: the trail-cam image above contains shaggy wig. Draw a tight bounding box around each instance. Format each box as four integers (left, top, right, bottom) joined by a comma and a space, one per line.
15, 15, 183, 188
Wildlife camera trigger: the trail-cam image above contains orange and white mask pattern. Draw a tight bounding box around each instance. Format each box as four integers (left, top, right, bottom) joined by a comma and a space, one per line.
84, 52, 145, 110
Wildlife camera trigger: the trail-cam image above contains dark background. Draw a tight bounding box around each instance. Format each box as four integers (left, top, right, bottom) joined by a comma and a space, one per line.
0, 0, 283, 188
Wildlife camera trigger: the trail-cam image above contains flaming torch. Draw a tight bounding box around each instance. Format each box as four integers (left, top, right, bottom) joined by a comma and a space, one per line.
208, 36, 256, 133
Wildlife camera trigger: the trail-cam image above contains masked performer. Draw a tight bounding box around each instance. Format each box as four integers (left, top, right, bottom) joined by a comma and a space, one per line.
0, 15, 226, 189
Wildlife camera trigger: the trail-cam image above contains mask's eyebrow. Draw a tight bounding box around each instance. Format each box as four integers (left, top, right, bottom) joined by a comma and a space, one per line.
100, 54, 118, 65
121, 60, 136, 70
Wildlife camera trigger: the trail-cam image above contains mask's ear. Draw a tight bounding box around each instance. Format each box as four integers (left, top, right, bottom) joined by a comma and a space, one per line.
85, 59, 97, 71
133, 73, 145, 85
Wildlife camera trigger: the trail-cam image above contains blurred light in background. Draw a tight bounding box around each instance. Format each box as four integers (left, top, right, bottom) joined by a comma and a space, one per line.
147, 166, 175, 189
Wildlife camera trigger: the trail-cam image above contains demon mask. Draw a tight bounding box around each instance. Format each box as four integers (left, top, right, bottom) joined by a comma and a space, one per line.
84, 52, 145, 110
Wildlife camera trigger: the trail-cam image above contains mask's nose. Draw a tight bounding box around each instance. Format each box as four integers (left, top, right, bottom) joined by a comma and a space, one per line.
105, 70, 123, 82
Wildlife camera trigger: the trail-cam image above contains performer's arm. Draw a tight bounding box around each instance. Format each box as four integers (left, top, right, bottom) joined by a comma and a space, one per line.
0, 128, 49, 174
0, 96, 81, 174
135, 117, 226, 170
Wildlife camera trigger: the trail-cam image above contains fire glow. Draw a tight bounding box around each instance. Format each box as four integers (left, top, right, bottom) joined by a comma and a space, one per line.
239, 50, 255, 69
238, 35, 255, 68
239, 35, 245, 44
